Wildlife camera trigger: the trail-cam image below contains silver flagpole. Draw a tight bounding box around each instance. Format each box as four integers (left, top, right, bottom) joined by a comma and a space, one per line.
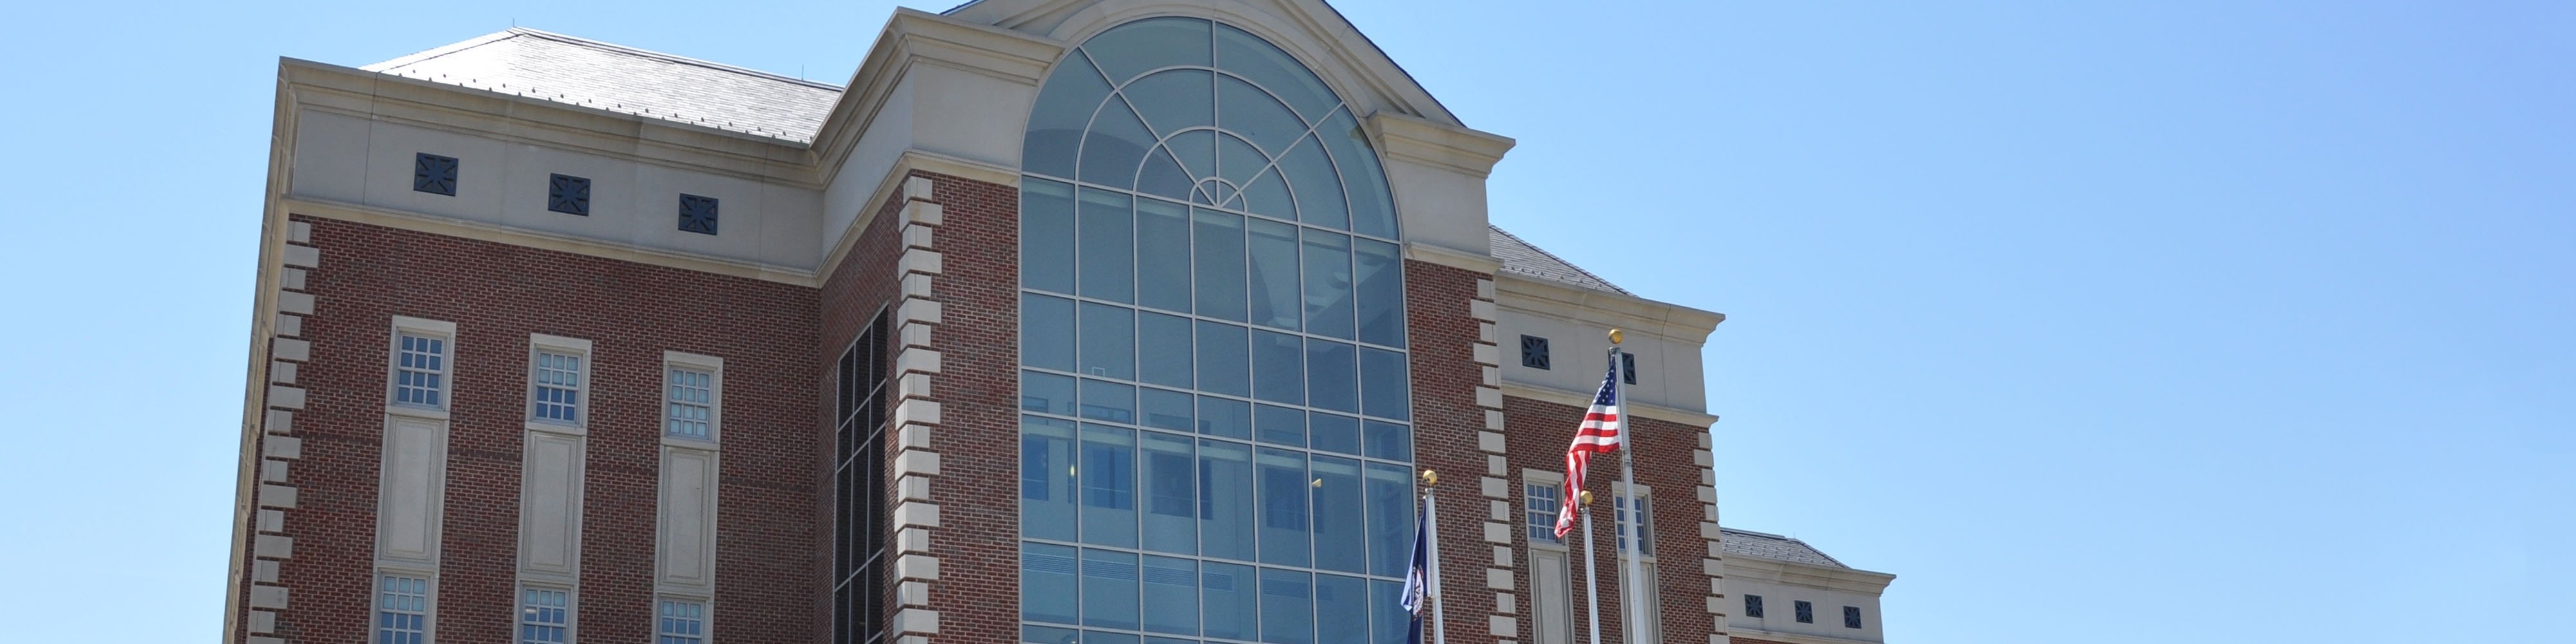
1580, 491, 1604, 644
1611, 334, 1649, 643
1427, 483, 1448, 644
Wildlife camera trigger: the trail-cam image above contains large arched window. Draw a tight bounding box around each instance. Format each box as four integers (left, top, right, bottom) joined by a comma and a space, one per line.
1014, 16, 1415, 644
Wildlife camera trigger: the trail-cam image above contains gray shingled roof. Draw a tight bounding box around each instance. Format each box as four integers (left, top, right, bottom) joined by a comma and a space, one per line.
1490, 225, 1629, 295
1719, 527, 1848, 569
362, 28, 843, 144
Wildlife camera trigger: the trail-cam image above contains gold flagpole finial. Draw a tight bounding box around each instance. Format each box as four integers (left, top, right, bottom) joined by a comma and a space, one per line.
1578, 490, 1595, 506
1607, 328, 1624, 345
1420, 469, 1439, 486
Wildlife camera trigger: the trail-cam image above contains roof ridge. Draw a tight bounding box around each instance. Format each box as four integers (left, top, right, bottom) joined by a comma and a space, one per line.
359, 28, 521, 73
1489, 224, 1630, 295
502, 28, 847, 91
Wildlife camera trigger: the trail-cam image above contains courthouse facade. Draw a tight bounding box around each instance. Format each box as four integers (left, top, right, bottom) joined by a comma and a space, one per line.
221, 1, 1891, 643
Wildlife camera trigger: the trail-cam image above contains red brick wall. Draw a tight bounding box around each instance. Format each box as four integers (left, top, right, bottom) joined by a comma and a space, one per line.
1402, 260, 1501, 644
909, 171, 1021, 644
249, 216, 822, 644
817, 173, 909, 644
1502, 393, 1716, 644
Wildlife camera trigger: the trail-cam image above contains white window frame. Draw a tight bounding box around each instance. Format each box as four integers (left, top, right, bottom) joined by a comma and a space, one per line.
661, 352, 724, 446
655, 596, 710, 644
1522, 469, 1569, 549
515, 583, 574, 644
1615, 482, 1662, 644
386, 316, 458, 419
372, 569, 437, 644
525, 334, 595, 433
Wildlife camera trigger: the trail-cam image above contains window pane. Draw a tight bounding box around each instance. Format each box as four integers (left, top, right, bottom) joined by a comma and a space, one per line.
1353, 238, 1404, 347
1256, 447, 1310, 566
1195, 320, 1249, 397
1080, 99, 1157, 189
1198, 440, 1256, 561
1077, 187, 1135, 303
1276, 137, 1347, 233
1301, 229, 1354, 339
1139, 387, 1193, 431
1240, 166, 1296, 223
1141, 554, 1200, 635
1022, 415, 1079, 542
1309, 455, 1365, 574
1258, 568, 1314, 644
1136, 198, 1193, 313
1083, 17, 1212, 84
1170, 129, 1217, 186
1139, 146, 1192, 202
1022, 178, 1079, 292
1026, 52, 1112, 179
1245, 218, 1302, 331
1023, 293, 1077, 371
1202, 561, 1260, 641
1316, 574, 1369, 644
1215, 23, 1338, 121
1141, 431, 1197, 554
1363, 421, 1412, 463
1308, 412, 1359, 456
1126, 68, 1216, 136
1081, 548, 1141, 630
1078, 302, 1135, 380
1250, 330, 1303, 404
1217, 133, 1269, 194
1023, 542, 1080, 624
1137, 311, 1193, 389
1365, 462, 1414, 577
1218, 74, 1309, 156
1025, 625, 1082, 644
1193, 208, 1247, 322
1317, 108, 1397, 238
1198, 395, 1251, 440
1024, 370, 1077, 417
1081, 424, 1139, 547
1305, 339, 1358, 413
1085, 632, 1140, 644
1255, 404, 1304, 448
1081, 379, 1135, 424
1370, 579, 1408, 644
1359, 347, 1410, 421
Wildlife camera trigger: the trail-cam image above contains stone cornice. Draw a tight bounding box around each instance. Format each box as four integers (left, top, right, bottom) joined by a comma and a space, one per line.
1501, 384, 1719, 427
1495, 272, 1727, 347
1369, 111, 1516, 178
280, 196, 822, 287
1728, 628, 1886, 644
809, 8, 1066, 183
1726, 554, 1899, 594
1403, 241, 1504, 274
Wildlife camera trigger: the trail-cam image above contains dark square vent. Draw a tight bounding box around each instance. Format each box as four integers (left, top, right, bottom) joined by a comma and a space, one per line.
1621, 353, 1636, 384
1745, 595, 1764, 618
1519, 335, 1550, 370
679, 194, 719, 235
413, 153, 457, 196
1844, 605, 1863, 629
1795, 600, 1814, 623
548, 174, 591, 216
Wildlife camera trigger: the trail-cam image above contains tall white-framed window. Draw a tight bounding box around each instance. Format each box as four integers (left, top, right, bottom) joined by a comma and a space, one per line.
1615, 490, 1655, 557
1523, 469, 1574, 644
386, 317, 458, 413
662, 352, 723, 443
1615, 484, 1662, 644
1525, 476, 1566, 546
657, 598, 706, 644
517, 586, 570, 644
526, 335, 594, 430
375, 572, 433, 644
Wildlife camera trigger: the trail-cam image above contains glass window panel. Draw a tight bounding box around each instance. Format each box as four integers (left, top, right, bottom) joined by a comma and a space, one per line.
1353, 238, 1404, 348
1022, 178, 1079, 293
1202, 561, 1260, 641
1126, 69, 1216, 136
1300, 229, 1355, 339
1370, 580, 1408, 644
1316, 108, 1397, 238
1308, 412, 1359, 456
1146, 638, 1195, 644
1083, 17, 1212, 84
1023, 415, 1080, 541
1140, 387, 1194, 431
1025, 53, 1112, 179
1078, 302, 1135, 380
1359, 347, 1410, 421
1080, 99, 1158, 189
1255, 404, 1305, 448
1081, 548, 1141, 630
1218, 74, 1310, 155
1245, 218, 1302, 331
1309, 455, 1366, 574
1136, 198, 1193, 314
1077, 187, 1135, 303
1240, 166, 1296, 223
1315, 574, 1369, 644
1025, 292, 1079, 371
1250, 330, 1304, 404
1215, 23, 1338, 121
1194, 320, 1249, 397
1276, 136, 1347, 232
1197, 440, 1256, 561
1305, 339, 1358, 413
1084, 632, 1140, 644
1141, 554, 1201, 635
1256, 447, 1310, 566
1142, 431, 1198, 554
1363, 420, 1412, 463
1258, 568, 1314, 644
1169, 129, 1217, 184
1364, 462, 1414, 577
1022, 542, 1081, 624
1025, 625, 1082, 644
1137, 311, 1193, 388
1023, 370, 1077, 416
1192, 208, 1248, 321
1081, 379, 1136, 424
1197, 395, 1252, 440
1081, 424, 1139, 547
1217, 132, 1270, 189
1137, 147, 1193, 202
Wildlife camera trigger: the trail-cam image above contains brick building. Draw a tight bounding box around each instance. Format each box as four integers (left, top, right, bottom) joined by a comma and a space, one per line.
221, 2, 1892, 644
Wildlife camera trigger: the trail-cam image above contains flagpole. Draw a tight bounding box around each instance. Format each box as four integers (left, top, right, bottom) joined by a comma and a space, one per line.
1579, 491, 1604, 644
1610, 332, 1648, 643
1426, 482, 1448, 644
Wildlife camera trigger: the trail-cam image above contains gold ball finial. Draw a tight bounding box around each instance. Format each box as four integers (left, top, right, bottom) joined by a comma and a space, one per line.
1578, 490, 1595, 506
1420, 469, 1439, 486
1608, 328, 1625, 345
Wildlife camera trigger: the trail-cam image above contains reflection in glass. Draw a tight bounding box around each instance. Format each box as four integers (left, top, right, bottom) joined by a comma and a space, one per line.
1141, 431, 1197, 554
1202, 561, 1259, 641
1136, 198, 1193, 313
1078, 187, 1135, 303
1079, 303, 1135, 380
1022, 542, 1079, 624
1198, 440, 1255, 560
1256, 447, 1309, 566
1246, 218, 1302, 330
1023, 178, 1078, 293
1081, 424, 1137, 547
1316, 574, 1370, 644
1022, 415, 1079, 542
1138, 311, 1193, 389
1081, 549, 1141, 630
1310, 455, 1365, 573
1141, 555, 1200, 635
1022, 294, 1076, 372
1259, 568, 1314, 644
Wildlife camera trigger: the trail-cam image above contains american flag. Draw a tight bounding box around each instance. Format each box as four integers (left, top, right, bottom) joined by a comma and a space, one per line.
1553, 365, 1624, 538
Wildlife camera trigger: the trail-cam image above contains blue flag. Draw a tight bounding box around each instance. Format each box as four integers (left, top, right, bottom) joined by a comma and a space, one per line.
1401, 494, 1430, 644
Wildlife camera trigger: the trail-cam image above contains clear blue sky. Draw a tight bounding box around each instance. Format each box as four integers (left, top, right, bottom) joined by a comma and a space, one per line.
0, 1, 2564, 642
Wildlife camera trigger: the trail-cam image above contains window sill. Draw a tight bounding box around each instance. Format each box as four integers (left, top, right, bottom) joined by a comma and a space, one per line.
662, 435, 721, 450
385, 404, 450, 421
526, 420, 587, 437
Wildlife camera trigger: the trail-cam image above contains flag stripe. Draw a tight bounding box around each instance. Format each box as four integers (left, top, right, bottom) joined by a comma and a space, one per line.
1555, 366, 1623, 538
